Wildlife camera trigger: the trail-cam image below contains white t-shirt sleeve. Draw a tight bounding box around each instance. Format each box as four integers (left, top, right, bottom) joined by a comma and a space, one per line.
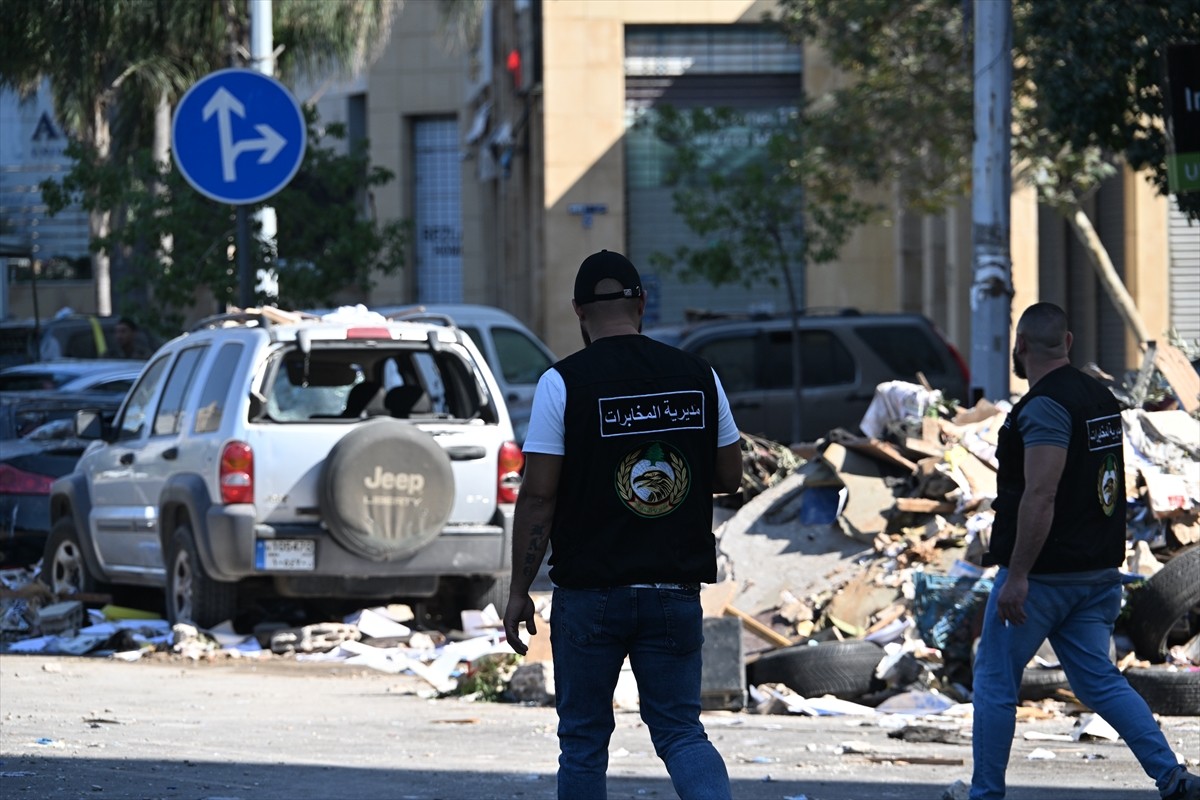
712, 368, 741, 447
520, 368, 566, 455
521, 366, 739, 453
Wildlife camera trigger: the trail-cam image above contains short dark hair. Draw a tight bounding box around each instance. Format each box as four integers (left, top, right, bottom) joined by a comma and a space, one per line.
116, 316, 138, 330
1017, 303, 1068, 352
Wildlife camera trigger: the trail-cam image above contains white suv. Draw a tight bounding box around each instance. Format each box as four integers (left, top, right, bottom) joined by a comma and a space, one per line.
42, 308, 524, 628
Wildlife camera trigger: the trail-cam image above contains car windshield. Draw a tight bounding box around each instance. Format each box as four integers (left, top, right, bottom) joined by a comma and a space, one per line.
261, 345, 490, 423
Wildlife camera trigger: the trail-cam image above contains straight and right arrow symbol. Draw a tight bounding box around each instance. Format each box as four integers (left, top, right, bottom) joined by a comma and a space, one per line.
202, 86, 289, 183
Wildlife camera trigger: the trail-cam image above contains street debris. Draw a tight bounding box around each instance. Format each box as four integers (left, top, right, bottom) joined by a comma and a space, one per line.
1, 371, 1197, 776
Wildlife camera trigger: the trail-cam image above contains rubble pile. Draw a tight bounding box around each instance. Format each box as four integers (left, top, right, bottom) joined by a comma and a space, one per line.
1, 380, 1197, 728
715, 382, 1199, 719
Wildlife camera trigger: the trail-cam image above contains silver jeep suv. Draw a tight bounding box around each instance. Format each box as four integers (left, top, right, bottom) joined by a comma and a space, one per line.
42, 308, 524, 628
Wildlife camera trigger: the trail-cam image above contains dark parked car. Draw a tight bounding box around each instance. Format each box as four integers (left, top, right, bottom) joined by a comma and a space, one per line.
0, 391, 122, 562
645, 309, 969, 443
0, 314, 158, 368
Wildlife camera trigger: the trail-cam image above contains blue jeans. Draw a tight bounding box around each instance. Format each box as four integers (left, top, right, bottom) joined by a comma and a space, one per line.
970, 568, 1182, 799
550, 585, 732, 800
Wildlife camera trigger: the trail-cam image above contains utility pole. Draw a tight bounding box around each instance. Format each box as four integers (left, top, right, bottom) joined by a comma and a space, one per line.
250, 0, 279, 302
969, 0, 1013, 403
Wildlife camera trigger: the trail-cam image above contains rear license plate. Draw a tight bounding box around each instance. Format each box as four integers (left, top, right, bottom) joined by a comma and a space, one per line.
255, 539, 315, 571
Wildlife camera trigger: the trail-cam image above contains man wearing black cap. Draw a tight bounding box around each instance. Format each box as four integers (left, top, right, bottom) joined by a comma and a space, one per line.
504, 250, 743, 800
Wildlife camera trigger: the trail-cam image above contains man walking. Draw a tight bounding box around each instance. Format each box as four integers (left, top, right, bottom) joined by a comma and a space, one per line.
504, 250, 744, 800
970, 302, 1198, 800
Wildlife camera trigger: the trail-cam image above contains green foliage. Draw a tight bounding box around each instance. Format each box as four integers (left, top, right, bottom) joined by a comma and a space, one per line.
1, 0, 401, 316
454, 653, 520, 701
771, 0, 1200, 221
646, 105, 877, 302
1015, 0, 1200, 218
39, 112, 409, 338
775, 0, 973, 214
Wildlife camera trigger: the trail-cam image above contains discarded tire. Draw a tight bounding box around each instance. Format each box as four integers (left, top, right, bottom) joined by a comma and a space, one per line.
1018, 667, 1071, 701
1127, 546, 1200, 663
1124, 668, 1200, 717
746, 640, 884, 700
1016, 638, 1117, 701
319, 419, 455, 561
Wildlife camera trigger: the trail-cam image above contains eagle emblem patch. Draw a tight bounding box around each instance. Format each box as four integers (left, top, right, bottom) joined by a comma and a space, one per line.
616, 441, 690, 518
1097, 453, 1119, 517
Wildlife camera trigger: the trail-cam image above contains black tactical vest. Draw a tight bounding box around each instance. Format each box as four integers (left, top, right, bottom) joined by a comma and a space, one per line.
547, 334, 720, 588
989, 365, 1125, 573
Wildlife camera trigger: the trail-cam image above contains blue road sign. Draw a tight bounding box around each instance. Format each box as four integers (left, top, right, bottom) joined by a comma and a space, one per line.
172, 68, 306, 205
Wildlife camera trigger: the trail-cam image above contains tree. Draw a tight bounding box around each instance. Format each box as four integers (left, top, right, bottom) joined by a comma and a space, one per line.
43, 113, 408, 338
771, 0, 1200, 342
652, 0, 1198, 399
0, 0, 400, 316
1011, 0, 1200, 341
648, 105, 876, 444
0, 0, 174, 315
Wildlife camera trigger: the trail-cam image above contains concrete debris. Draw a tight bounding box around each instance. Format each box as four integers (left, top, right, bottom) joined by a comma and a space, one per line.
1127, 539, 1165, 577
712, 384, 1197, 726
508, 661, 555, 705
941, 779, 971, 800
886, 724, 969, 745
171, 624, 219, 660
270, 623, 361, 655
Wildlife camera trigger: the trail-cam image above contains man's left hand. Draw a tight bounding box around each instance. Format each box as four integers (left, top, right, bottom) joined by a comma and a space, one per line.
503, 593, 536, 655
997, 573, 1029, 625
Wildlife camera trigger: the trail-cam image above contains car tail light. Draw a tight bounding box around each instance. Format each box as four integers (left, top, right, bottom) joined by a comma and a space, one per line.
497, 441, 524, 504
345, 327, 392, 339
219, 441, 254, 504
0, 464, 54, 495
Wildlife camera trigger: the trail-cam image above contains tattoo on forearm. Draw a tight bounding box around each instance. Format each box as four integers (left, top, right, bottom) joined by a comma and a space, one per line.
520, 524, 548, 581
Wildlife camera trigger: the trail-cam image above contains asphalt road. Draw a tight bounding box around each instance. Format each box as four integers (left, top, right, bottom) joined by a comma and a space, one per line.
1, 654, 1197, 800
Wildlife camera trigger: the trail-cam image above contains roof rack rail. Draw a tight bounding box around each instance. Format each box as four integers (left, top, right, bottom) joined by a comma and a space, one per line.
189, 307, 318, 332
681, 306, 861, 323
384, 307, 459, 329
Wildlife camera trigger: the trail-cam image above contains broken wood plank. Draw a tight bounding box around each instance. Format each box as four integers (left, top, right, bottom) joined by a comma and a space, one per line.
895, 497, 958, 514
724, 605, 793, 647
1153, 341, 1200, 414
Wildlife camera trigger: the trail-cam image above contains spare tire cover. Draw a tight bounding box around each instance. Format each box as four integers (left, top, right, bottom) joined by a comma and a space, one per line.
319, 419, 455, 561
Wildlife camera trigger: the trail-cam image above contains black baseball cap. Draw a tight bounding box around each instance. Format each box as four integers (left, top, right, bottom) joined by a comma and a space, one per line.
574, 249, 643, 305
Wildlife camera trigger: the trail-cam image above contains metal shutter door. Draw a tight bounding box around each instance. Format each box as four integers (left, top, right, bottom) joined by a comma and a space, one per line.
1169, 198, 1200, 343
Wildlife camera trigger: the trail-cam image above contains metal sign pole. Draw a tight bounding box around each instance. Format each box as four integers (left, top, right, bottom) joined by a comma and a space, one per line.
237, 205, 252, 309
969, 0, 1013, 404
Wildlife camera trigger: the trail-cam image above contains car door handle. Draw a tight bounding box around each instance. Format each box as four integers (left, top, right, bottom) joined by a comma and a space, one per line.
119, 452, 134, 465
163, 447, 178, 460
445, 445, 486, 461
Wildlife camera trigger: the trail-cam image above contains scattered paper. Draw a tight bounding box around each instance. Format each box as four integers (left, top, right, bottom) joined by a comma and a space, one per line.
1072, 714, 1120, 742
344, 607, 413, 640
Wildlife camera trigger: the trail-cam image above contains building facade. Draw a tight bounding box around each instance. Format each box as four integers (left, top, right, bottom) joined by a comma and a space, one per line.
339, 0, 1192, 389
3, 0, 1194, 397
